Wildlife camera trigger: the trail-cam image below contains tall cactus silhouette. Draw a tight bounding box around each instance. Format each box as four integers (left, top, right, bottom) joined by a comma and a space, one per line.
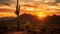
15, 0, 20, 31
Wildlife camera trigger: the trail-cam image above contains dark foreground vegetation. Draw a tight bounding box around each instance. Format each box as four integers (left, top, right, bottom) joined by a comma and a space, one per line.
0, 13, 60, 34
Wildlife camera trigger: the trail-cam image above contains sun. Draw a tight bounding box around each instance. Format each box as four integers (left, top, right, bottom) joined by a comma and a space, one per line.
37, 12, 46, 18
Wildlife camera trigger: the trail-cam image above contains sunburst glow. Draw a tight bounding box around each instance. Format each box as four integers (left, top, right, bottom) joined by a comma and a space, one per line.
37, 12, 46, 18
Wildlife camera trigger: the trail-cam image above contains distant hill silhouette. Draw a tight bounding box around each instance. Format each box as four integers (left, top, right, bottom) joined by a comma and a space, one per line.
19, 13, 40, 25
0, 14, 60, 28
44, 14, 60, 29
0, 13, 41, 29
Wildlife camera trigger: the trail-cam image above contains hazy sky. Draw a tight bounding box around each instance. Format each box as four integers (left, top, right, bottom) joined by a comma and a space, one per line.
0, 0, 60, 5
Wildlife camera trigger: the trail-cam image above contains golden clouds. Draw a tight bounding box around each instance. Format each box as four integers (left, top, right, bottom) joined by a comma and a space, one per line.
0, 9, 16, 18
20, 2, 60, 12
0, 12, 16, 18
44, 0, 55, 2
33, 0, 55, 2
0, 1, 60, 18
0, 4, 15, 9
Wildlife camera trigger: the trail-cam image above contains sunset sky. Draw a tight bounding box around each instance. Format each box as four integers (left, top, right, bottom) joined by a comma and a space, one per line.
0, 0, 60, 18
